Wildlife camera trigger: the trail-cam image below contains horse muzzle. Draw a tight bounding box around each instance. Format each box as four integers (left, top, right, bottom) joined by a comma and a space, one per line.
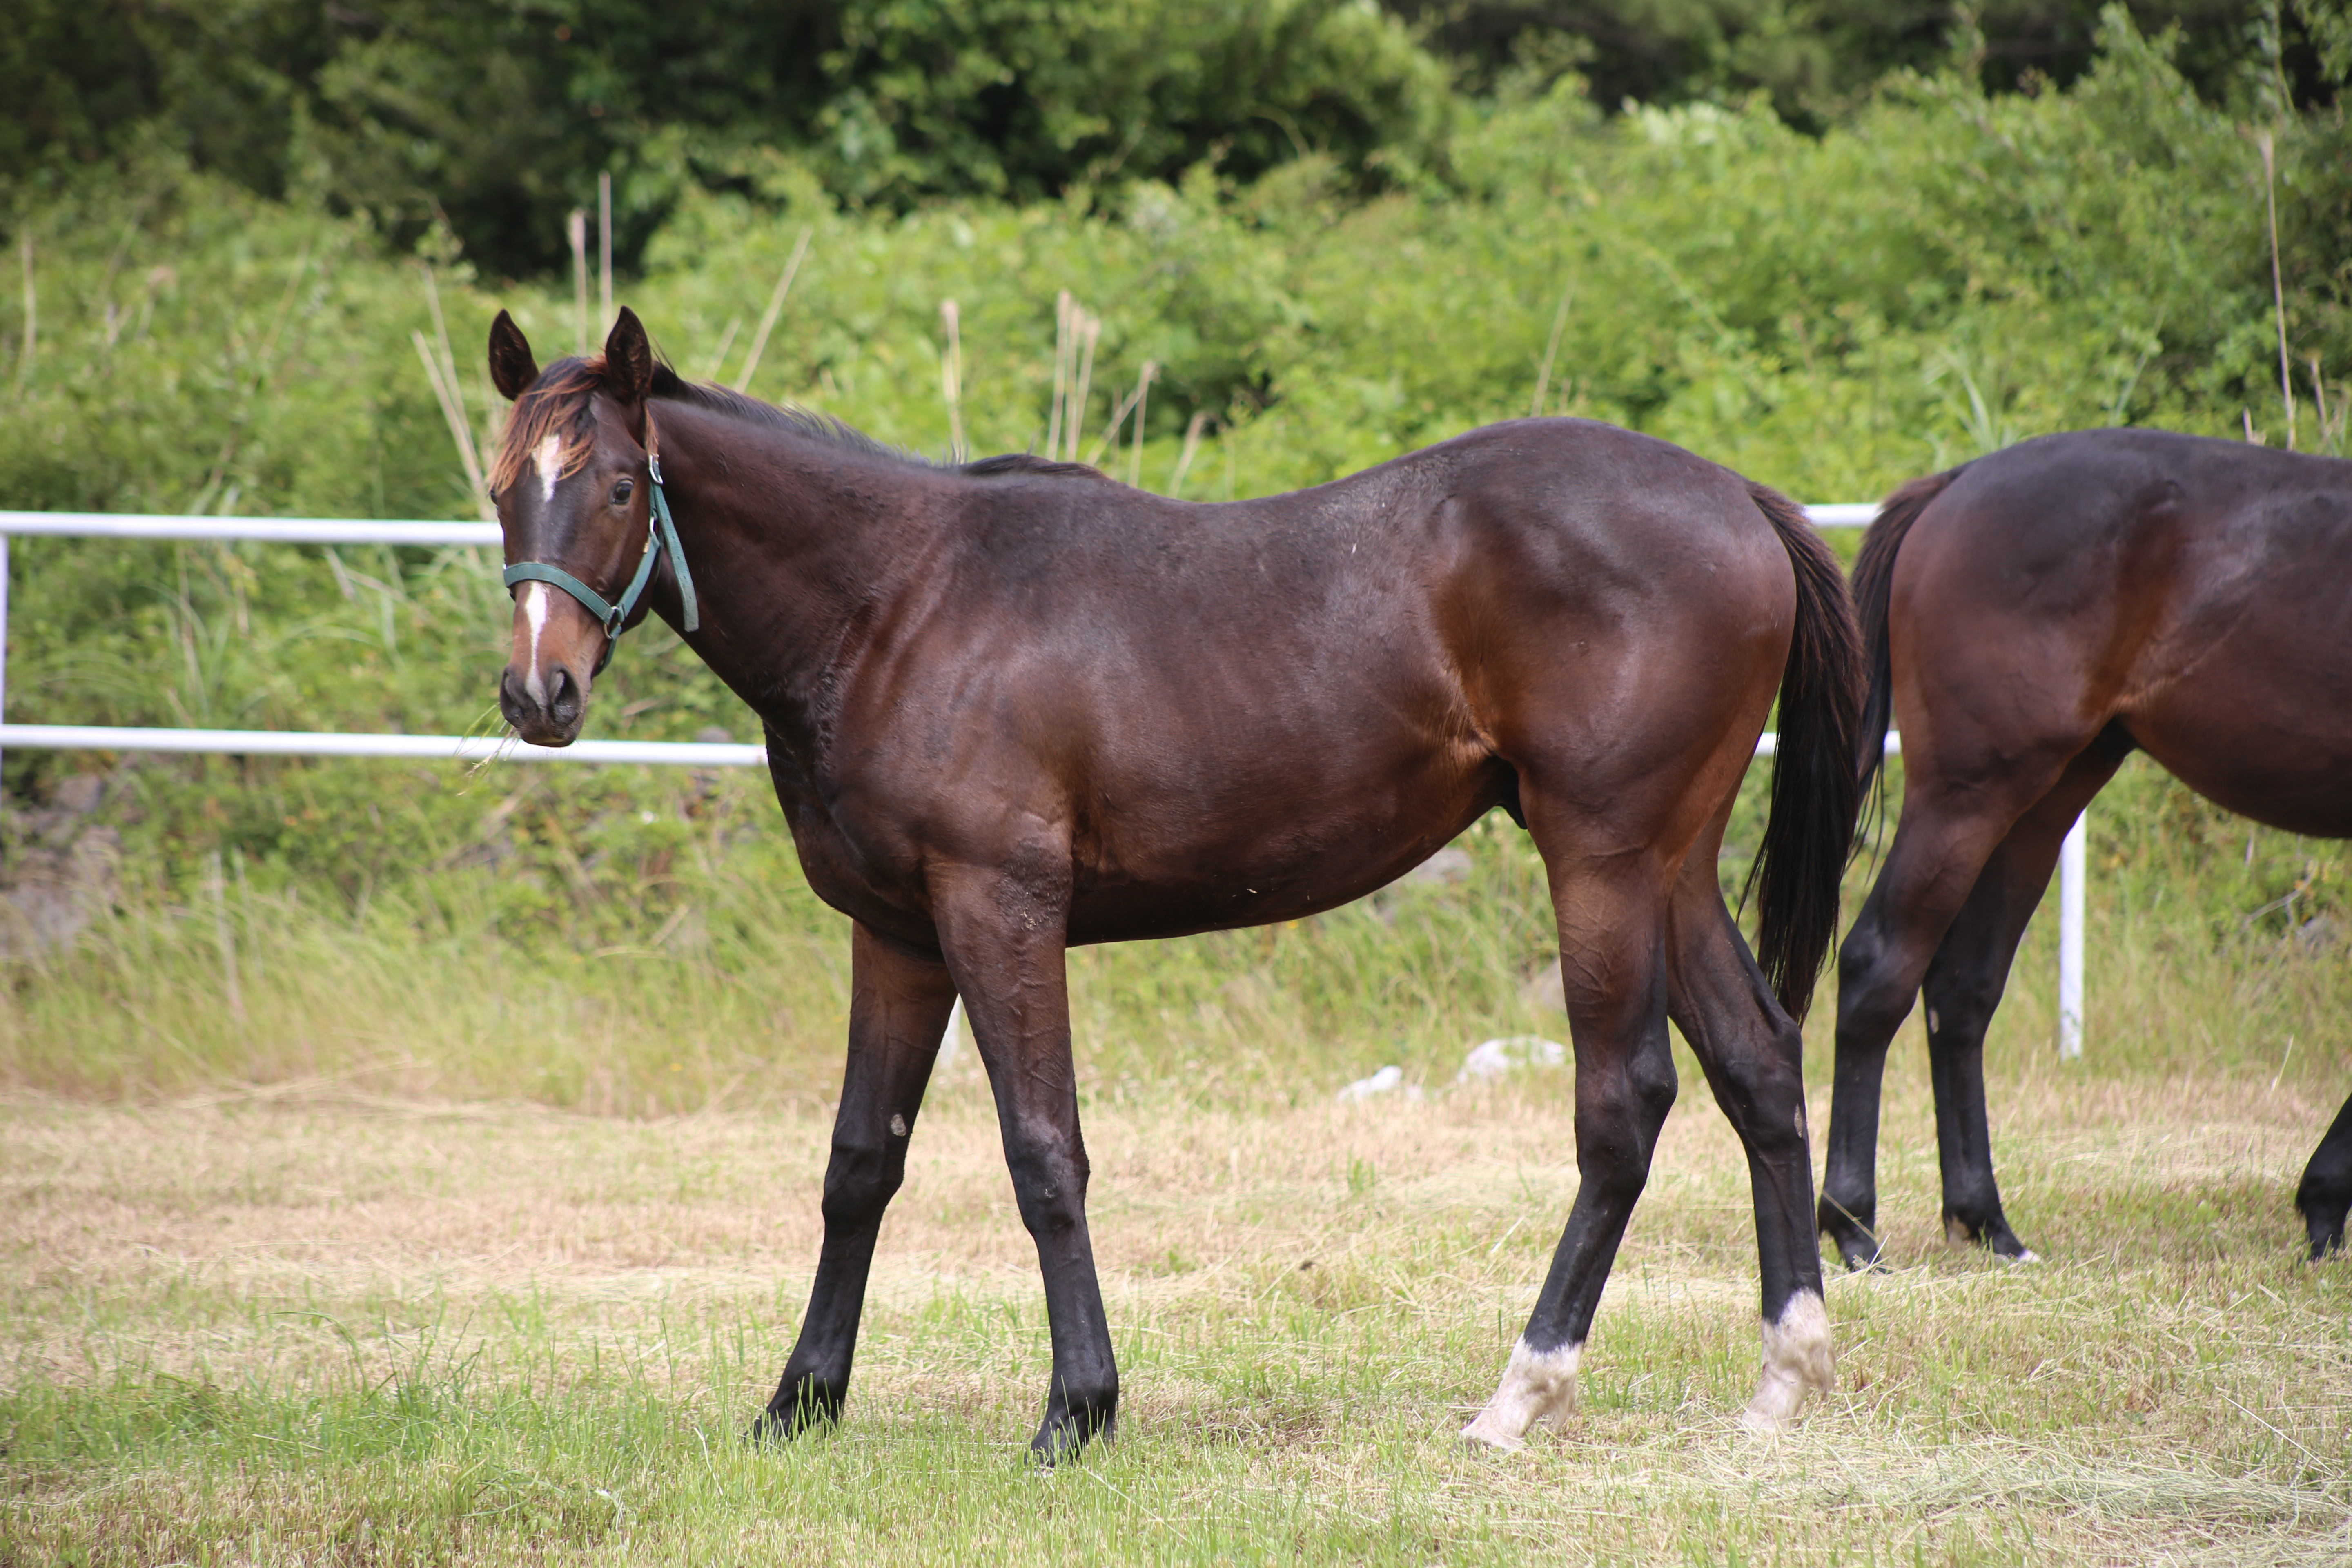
499, 659, 588, 745
501, 581, 604, 746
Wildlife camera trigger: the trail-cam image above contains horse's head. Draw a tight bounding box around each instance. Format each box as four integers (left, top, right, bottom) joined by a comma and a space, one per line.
485, 307, 664, 745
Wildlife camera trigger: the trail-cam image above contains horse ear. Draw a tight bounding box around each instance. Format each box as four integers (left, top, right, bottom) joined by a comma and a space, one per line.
487, 310, 539, 401
604, 307, 656, 404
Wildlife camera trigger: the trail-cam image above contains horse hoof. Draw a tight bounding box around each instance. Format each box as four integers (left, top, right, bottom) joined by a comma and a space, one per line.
1028, 1406, 1115, 1466
1833, 1236, 1885, 1272
747, 1410, 825, 1446
1817, 1200, 1882, 1273
1946, 1214, 2034, 1263
1462, 1340, 1579, 1452
1982, 1224, 2036, 1264
749, 1385, 843, 1446
1740, 1292, 1833, 1433
1459, 1418, 1526, 1453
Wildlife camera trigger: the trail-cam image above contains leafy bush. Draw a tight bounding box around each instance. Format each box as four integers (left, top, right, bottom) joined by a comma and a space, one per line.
0, 13, 2345, 1103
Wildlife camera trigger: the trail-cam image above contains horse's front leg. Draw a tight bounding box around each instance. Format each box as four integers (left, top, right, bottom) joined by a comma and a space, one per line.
930, 852, 1116, 1461
757, 921, 957, 1439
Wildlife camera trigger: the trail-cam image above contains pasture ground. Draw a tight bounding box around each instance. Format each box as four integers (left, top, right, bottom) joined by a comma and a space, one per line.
4, 1033, 2347, 1565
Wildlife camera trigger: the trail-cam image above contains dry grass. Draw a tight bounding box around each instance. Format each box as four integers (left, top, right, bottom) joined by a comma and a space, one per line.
4, 1031, 2348, 1565
1, 757, 2346, 1561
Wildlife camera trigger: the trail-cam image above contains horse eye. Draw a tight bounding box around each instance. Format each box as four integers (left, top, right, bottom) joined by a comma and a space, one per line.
609, 479, 634, 506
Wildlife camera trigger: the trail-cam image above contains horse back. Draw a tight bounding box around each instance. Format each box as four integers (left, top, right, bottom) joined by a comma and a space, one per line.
1885, 428, 2352, 835
814, 419, 1800, 941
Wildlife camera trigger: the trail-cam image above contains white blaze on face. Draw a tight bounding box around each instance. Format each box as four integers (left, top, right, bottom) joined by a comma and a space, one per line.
1740, 1290, 1834, 1434
532, 433, 563, 505
1461, 1339, 1581, 1451
521, 581, 551, 707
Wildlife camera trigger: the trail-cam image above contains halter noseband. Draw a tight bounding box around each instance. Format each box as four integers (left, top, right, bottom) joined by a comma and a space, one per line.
501, 413, 701, 675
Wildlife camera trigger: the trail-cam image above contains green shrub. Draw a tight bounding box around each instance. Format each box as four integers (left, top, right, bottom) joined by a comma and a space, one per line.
0, 15, 2344, 1105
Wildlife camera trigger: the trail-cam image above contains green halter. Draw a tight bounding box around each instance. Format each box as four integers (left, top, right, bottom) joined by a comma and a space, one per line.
503, 432, 700, 674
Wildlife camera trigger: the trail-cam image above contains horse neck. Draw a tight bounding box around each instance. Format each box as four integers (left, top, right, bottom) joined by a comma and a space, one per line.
653, 398, 947, 706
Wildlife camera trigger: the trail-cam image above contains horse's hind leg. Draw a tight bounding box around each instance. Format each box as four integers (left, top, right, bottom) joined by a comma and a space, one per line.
1661, 845, 1833, 1431
757, 922, 957, 1440
1820, 740, 2108, 1269
1464, 845, 1678, 1450
1914, 744, 2124, 1261
1822, 823, 2001, 1268
2295, 1092, 2352, 1259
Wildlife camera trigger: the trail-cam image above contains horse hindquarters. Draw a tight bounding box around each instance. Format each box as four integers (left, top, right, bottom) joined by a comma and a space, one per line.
1463, 480, 1858, 1448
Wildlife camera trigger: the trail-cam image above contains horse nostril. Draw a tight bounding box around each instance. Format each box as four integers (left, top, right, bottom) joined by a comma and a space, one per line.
548, 666, 582, 726
499, 668, 533, 726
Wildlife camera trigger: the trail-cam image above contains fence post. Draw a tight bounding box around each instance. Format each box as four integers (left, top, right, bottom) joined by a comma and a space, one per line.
2058, 811, 2086, 1060
0, 531, 11, 784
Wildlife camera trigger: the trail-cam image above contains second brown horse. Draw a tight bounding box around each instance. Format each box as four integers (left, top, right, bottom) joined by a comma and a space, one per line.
1823, 428, 2352, 1269
486, 308, 1862, 1457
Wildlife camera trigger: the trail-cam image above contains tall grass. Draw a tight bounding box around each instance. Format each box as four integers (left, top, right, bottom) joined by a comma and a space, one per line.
0, 13, 2343, 1119
4, 756, 2342, 1119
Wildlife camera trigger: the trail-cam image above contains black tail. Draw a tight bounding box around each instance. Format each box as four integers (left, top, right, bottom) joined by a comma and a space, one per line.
1744, 483, 1865, 1023
1849, 466, 1964, 804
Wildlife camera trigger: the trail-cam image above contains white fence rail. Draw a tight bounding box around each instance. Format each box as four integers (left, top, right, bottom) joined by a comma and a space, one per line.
0, 724, 766, 768
0, 507, 2089, 1051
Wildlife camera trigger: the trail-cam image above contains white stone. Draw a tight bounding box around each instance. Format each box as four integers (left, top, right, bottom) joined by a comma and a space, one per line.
1457, 1035, 1567, 1083
1336, 1065, 1404, 1101
1403, 846, 1473, 886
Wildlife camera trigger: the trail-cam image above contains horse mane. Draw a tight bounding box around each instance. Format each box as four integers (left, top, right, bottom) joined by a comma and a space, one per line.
488, 352, 1105, 495
648, 365, 913, 462
962, 453, 1107, 480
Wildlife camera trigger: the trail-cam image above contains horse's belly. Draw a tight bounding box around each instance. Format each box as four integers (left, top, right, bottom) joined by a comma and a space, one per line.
1065, 772, 1506, 944
2130, 688, 2352, 839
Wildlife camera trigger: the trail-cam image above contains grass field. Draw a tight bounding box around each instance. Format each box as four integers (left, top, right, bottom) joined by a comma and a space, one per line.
4, 1007, 2348, 1564
1, 755, 2348, 1564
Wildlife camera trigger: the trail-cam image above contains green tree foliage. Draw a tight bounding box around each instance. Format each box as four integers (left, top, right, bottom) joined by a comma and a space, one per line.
9, 0, 2347, 282
2, 0, 1448, 279
1392, 0, 2348, 118
0, 8, 2345, 984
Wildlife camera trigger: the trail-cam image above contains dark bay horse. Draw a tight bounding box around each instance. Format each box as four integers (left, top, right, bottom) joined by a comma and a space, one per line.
486, 308, 1862, 1457
1822, 427, 2352, 1270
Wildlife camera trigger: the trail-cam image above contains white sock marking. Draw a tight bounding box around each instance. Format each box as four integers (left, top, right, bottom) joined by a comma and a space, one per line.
521, 581, 551, 707
1462, 1339, 1580, 1451
1740, 1291, 1834, 1434
532, 433, 563, 505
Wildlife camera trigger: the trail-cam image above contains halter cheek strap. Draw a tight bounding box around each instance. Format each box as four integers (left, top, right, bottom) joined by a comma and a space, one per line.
501, 417, 700, 674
